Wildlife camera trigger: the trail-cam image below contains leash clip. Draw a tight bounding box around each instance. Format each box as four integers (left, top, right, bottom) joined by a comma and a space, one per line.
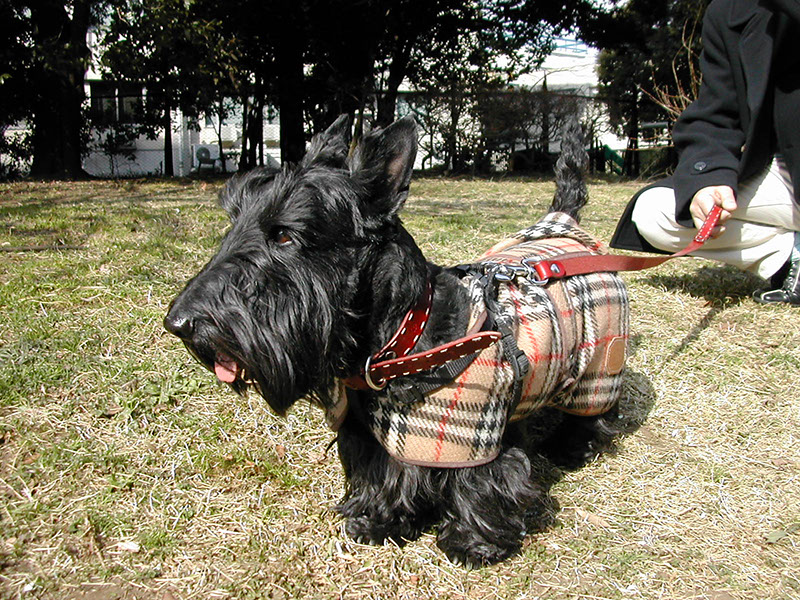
485, 259, 557, 286
488, 263, 525, 282
522, 257, 567, 284
487, 261, 549, 285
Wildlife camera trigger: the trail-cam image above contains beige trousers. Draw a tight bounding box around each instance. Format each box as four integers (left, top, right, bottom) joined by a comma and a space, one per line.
631, 156, 800, 279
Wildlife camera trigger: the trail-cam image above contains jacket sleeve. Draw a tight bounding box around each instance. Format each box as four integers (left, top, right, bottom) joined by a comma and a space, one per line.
671, 3, 745, 226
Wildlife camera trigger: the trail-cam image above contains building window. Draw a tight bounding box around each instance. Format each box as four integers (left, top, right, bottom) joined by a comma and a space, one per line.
90, 81, 144, 124
551, 37, 589, 57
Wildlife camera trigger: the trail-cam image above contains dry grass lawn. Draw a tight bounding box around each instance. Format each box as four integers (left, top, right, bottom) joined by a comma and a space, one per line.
1, 175, 798, 600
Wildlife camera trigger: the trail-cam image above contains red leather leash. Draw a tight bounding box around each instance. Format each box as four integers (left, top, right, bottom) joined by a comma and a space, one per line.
529, 205, 724, 282
345, 206, 724, 391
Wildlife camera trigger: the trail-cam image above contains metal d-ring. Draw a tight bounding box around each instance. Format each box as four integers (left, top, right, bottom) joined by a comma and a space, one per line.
364, 356, 387, 391
521, 258, 550, 286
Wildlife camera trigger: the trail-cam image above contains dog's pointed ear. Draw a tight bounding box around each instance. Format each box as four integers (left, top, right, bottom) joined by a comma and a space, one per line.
302, 114, 352, 167
350, 116, 417, 218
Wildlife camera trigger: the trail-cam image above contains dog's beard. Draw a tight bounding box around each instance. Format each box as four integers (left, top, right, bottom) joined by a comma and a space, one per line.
183, 274, 355, 414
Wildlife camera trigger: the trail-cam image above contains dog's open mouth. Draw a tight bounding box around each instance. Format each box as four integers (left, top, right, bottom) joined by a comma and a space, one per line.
214, 354, 240, 383
183, 342, 247, 385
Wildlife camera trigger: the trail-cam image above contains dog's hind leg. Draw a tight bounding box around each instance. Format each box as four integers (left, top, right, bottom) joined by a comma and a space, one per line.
538, 403, 623, 471
435, 447, 541, 567
335, 417, 437, 546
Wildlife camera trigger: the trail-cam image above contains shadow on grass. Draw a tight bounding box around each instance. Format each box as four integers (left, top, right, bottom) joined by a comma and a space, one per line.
641, 264, 763, 305
513, 366, 656, 536
640, 264, 765, 362
0, 178, 220, 220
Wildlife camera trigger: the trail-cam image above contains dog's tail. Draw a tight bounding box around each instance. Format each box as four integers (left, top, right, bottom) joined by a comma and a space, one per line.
549, 114, 589, 222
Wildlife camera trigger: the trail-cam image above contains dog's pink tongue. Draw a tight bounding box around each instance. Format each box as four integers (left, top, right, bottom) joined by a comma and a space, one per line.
214, 357, 239, 383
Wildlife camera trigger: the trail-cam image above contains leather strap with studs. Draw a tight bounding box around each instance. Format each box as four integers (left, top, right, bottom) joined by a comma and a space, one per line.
344, 330, 501, 391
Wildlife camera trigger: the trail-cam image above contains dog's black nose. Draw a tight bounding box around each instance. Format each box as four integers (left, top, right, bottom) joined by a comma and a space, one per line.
164, 310, 194, 339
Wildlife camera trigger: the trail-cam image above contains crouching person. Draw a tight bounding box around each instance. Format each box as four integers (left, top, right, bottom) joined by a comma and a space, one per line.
611, 0, 800, 305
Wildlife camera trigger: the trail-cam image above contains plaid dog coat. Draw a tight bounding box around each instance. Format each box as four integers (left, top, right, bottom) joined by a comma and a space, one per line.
330, 212, 629, 468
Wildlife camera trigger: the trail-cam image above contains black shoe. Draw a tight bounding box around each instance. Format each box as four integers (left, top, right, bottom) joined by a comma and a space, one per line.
753, 258, 800, 305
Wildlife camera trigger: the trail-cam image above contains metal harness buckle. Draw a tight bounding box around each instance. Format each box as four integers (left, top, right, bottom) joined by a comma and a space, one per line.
487, 260, 549, 286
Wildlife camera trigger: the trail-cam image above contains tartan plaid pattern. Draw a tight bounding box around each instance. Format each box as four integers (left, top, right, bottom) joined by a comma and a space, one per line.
330, 213, 629, 468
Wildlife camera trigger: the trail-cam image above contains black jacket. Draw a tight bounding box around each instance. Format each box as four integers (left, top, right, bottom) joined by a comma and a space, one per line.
611, 0, 800, 252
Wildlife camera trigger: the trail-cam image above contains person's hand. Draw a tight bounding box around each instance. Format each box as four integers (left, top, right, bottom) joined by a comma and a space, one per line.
690, 185, 737, 237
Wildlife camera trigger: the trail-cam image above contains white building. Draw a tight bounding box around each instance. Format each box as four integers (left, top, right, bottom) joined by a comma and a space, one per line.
515, 37, 626, 153
81, 29, 281, 178
516, 37, 599, 93
74, 33, 622, 177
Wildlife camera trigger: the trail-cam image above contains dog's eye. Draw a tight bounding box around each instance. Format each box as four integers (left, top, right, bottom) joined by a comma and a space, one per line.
271, 228, 293, 246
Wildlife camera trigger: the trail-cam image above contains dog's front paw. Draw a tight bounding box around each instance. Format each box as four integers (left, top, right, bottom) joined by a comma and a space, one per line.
343, 514, 424, 547
436, 520, 524, 567
344, 515, 388, 546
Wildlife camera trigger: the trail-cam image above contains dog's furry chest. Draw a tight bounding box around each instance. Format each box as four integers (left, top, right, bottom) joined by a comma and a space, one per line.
331, 213, 630, 468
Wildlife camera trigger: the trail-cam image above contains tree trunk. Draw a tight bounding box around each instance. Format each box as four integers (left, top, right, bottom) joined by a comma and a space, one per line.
163, 99, 174, 176
276, 66, 305, 164
245, 103, 258, 167
248, 91, 263, 167
447, 85, 460, 172
624, 97, 640, 177
540, 80, 551, 155
238, 93, 250, 171
29, 0, 92, 179
256, 95, 264, 167
216, 98, 227, 175
377, 35, 417, 127
275, 9, 306, 165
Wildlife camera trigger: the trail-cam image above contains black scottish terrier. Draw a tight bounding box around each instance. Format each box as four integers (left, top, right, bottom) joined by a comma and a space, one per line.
164, 115, 628, 566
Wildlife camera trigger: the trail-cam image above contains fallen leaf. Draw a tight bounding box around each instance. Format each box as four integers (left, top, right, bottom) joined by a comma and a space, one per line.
117, 540, 141, 553
100, 404, 124, 418
575, 508, 611, 529
765, 530, 789, 544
